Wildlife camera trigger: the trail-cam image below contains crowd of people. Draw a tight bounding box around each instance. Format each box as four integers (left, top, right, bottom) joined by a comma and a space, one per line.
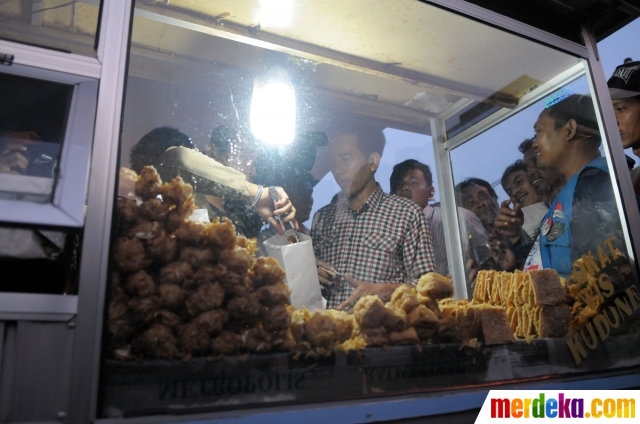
1, 59, 639, 304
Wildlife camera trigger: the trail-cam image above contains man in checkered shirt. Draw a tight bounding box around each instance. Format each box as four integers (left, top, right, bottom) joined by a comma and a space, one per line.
311, 126, 436, 310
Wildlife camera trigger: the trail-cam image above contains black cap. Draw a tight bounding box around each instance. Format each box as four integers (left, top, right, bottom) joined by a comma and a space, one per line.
607, 61, 640, 100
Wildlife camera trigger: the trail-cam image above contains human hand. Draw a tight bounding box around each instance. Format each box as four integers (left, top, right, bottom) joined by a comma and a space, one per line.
488, 232, 517, 271
464, 246, 479, 283
316, 259, 339, 288
249, 184, 298, 234
494, 199, 524, 241
0, 133, 38, 174
337, 275, 398, 311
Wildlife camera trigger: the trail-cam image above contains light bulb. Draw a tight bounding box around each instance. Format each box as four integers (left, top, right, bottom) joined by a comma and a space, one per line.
250, 69, 296, 146
258, 0, 293, 28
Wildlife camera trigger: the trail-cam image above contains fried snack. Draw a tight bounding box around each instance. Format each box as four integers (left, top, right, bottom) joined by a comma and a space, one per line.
116, 198, 138, 223
436, 315, 459, 343
165, 208, 191, 234
353, 295, 386, 329
571, 304, 598, 330
118, 167, 138, 198
360, 326, 388, 347
193, 309, 228, 335
261, 304, 292, 332
325, 309, 355, 343
160, 261, 193, 286
256, 282, 291, 307
158, 283, 186, 310
174, 220, 209, 246
305, 312, 337, 349
108, 292, 133, 343
146, 232, 177, 264
479, 306, 515, 345
250, 257, 285, 288
219, 248, 254, 276
128, 220, 163, 240
389, 327, 419, 346
340, 335, 368, 352
153, 309, 183, 328
132, 324, 179, 359
179, 247, 214, 268
291, 306, 311, 344
417, 294, 441, 317
227, 292, 262, 324
416, 273, 454, 300
161, 176, 193, 206
113, 237, 149, 273
407, 304, 439, 341
211, 331, 242, 355
241, 328, 273, 353
128, 296, 162, 323
194, 264, 227, 285
529, 269, 565, 306
219, 272, 253, 297
135, 166, 162, 200
390, 284, 420, 314
538, 305, 570, 338
185, 282, 225, 316
138, 198, 170, 222
272, 329, 297, 351
124, 270, 157, 298
177, 323, 211, 356
206, 218, 237, 250
382, 303, 407, 333
236, 236, 258, 257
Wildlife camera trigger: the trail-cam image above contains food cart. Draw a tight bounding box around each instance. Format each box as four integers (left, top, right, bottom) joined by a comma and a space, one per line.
1, 1, 640, 423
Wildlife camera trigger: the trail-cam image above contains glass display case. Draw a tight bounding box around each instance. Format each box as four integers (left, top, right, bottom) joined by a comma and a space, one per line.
95, 0, 640, 420
1, 0, 640, 423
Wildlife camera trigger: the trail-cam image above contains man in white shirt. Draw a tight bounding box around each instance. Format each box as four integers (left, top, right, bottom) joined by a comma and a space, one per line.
390, 159, 490, 297
500, 160, 547, 240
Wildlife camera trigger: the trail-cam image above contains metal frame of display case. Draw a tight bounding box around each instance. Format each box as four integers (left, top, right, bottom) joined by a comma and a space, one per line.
1, 0, 639, 423
0, 46, 99, 227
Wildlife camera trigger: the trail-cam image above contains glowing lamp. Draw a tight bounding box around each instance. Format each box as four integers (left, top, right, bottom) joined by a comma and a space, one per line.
250, 65, 296, 146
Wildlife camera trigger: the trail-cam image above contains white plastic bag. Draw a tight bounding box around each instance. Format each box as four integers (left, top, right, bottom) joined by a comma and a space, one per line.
264, 233, 324, 311
188, 209, 210, 222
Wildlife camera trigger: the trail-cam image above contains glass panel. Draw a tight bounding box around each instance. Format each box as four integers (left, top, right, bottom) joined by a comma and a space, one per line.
450, 72, 640, 364
0, 72, 73, 203
0, 0, 102, 57
100, 0, 640, 418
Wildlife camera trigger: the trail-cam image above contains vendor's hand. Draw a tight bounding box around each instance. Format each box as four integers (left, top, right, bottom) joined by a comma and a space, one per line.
248, 184, 298, 234
488, 232, 517, 271
494, 200, 524, 241
0, 134, 37, 174
316, 259, 337, 288
337, 275, 399, 311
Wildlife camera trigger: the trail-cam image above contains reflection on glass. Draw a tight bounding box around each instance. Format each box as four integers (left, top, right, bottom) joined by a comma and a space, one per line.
0, 72, 72, 203
0, 0, 102, 57
452, 76, 638, 365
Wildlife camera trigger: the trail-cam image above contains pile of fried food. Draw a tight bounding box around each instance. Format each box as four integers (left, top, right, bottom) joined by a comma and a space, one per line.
110, 166, 295, 361
470, 269, 570, 341
108, 166, 513, 361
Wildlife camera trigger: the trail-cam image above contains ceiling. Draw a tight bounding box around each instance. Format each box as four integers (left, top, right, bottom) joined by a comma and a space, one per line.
128, 0, 581, 134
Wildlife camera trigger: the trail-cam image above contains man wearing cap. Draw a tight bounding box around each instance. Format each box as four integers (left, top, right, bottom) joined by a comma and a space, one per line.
522, 94, 627, 284
607, 61, 640, 195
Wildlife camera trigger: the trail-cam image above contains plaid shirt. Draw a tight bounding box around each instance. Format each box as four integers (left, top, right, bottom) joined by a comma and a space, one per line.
311, 185, 436, 309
